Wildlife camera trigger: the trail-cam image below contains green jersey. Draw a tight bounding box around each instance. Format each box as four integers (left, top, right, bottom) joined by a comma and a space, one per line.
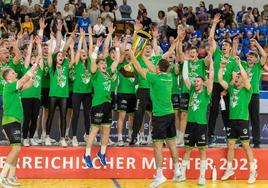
49, 59, 69, 98
242, 61, 263, 94
187, 86, 211, 124
0, 58, 21, 95
117, 61, 136, 94
21, 66, 43, 99
106, 56, 118, 92
181, 59, 206, 93
2, 81, 23, 125
171, 63, 180, 94
91, 69, 113, 106
228, 85, 252, 120
42, 58, 50, 88
213, 47, 239, 83
72, 59, 92, 93
136, 55, 161, 89
147, 72, 174, 116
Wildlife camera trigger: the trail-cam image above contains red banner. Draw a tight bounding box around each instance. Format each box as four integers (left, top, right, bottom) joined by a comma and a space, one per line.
0, 146, 266, 179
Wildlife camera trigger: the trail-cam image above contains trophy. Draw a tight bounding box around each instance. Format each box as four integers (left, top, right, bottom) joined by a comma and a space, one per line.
120, 30, 152, 77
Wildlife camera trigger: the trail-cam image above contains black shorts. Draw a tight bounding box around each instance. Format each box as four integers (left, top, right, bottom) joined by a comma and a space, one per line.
172, 94, 180, 110
2, 122, 21, 145
111, 92, 117, 110
91, 102, 112, 126
136, 88, 152, 112
227, 120, 250, 141
41, 88, 49, 109
117, 93, 136, 113
152, 113, 176, 140
184, 122, 207, 148
67, 92, 73, 109
179, 93, 189, 111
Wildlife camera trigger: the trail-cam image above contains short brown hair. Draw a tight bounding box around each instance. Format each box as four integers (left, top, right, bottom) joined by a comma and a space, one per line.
2, 68, 12, 81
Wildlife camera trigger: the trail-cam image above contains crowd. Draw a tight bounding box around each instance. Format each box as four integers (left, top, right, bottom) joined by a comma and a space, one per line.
0, 0, 267, 187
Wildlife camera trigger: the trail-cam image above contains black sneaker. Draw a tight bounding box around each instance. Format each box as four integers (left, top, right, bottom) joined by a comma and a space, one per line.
253, 144, 260, 148
129, 137, 138, 146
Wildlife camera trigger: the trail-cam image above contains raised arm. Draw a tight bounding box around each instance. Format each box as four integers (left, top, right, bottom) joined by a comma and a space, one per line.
250, 39, 267, 66
24, 36, 34, 68
207, 52, 214, 94
90, 37, 102, 74
38, 18, 47, 39
143, 56, 156, 73
75, 28, 85, 64
110, 40, 121, 73
218, 60, 229, 90
47, 33, 54, 67
55, 21, 63, 52
103, 24, 115, 58
209, 14, 221, 54
129, 49, 147, 79
152, 27, 159, 55
232, 37, 240, 57
182, 60, 191, 90
162, 37, 178, 60
18, 62, 38, 90
235, 56, 251, 90
12, 38, 22, 65
69, 37, 75, 68
35, 35, 43, 70
88, 25, 94, 55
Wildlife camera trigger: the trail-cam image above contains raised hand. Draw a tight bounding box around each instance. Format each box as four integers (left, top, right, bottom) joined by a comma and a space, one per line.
39, 18, 47, 30
234, 56, 241, 65
177, 25, 186, 41
113, 36, 120, 48
50, 32, 55, 40
250, 38, 258, 46
96, 37, 103, 47
35, 35, 42, 45
108, 23, 115, 34
213, 14, 221, 25
69, 37, 75, 49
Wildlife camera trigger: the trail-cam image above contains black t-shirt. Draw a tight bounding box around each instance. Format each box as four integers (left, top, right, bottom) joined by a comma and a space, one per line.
102, 0, 117, 12
8, 10, 20, 22
142, 17, 152, 32
75, 2, 87, 16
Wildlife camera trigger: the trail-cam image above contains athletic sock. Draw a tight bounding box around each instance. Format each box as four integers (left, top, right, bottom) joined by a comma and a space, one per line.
0, 163, 10, 178
181, 160, 190, 177
85, 148, 91, 156
156, 168, 163, 177
176, 130, 180, 137
65, 128, 70, 137
118, 134, 123, 141
200, 160, 207, 178
101, 145, 107, 155
174, 162, 180, 172
8, 165, 16, 178
33, 131, 38, 138
249, 161, 256, 172
227, 161, 232, 171
128, 130, 132, 139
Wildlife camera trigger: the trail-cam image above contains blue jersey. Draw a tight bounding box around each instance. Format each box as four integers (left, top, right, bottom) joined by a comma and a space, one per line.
77, 17, 91, 32
216, 28, 229, 41
228, 28, 240, 38
242, 25, 256, 38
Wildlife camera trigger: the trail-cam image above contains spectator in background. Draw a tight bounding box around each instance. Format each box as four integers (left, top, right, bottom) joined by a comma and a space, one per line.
75, 0, 87, 17
88, 0, 101, 26
216, 21, 229, 45
141, 11, 152, 32
20, 15, 34, 34
237, 5, 247, 27
119, 0, 132, 19
222, 3, 234, 27
63, 3, 74, 33
68, 0, 76, 16
252, 8, 261, 23
212, 3, 223, 18
101, 0, 117, 21
51, 12, 68, 36
196, 1, 207, 16
166, 6, 178, 40
7, 4, 20, 26
137, 3, 146, 17
76, 9, 91, 32
44, 4, 55, 37
188, 25, 202, 47
177, 3, 184, 20
261, 4, 268, 24
228, 22, 240, 39
157, 10, 166, 40
197, 6, 210, 36
207, 4, 214, 18
31, 4, 43, 32
184, 6, 197, 29
43, 0, 52, 10
256, 17, 268, 46
101, 4, 114, 28
93, 17, 106, 38
181, 16, 190, 30
242, 7, 254, 24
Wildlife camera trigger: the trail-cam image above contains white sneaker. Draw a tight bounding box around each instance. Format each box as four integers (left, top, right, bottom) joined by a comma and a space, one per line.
23, 139, 30, 147
49, 137, 57, 143
149, 175, 167, 188
117, 140, 124, 147
108, 138, 115, 146
173, 174, 186, 183
33, 138, 42, 144
0, 177, 11, 188
59, 138, 68, 147
140, 136, 147, 145
30, 138, 39, 146
172, 168, 182, 182
147, 134, 153, 145
41, 133, 46, 143
198, 176, 206, 186
45, 137, 52, 146
72, 137, 79, 147
248, 170, 257, 184
6, 176, 20, 186
221, 169, 235, 180
126, 137, 131, 143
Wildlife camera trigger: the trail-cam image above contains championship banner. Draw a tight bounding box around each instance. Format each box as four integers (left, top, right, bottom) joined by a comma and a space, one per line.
0, 147, 266, 179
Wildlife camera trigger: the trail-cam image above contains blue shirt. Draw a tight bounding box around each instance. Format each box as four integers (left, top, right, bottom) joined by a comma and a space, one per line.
77, 17, 91, 32
242, 25, 256, 39
216, 28, 229, 41
228, 28, 240, 38
119, 4, 132, 19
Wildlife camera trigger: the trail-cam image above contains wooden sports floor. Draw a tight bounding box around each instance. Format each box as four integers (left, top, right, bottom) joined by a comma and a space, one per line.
18, 179, 268, 188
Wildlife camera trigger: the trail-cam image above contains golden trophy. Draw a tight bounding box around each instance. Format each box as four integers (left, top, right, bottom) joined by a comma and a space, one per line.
120, 30, 152, 77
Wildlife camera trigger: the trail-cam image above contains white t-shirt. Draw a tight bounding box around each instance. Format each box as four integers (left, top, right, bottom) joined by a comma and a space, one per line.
166, 10, 178, 29
93, 24, 106, 35
101, 12, 114, 27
